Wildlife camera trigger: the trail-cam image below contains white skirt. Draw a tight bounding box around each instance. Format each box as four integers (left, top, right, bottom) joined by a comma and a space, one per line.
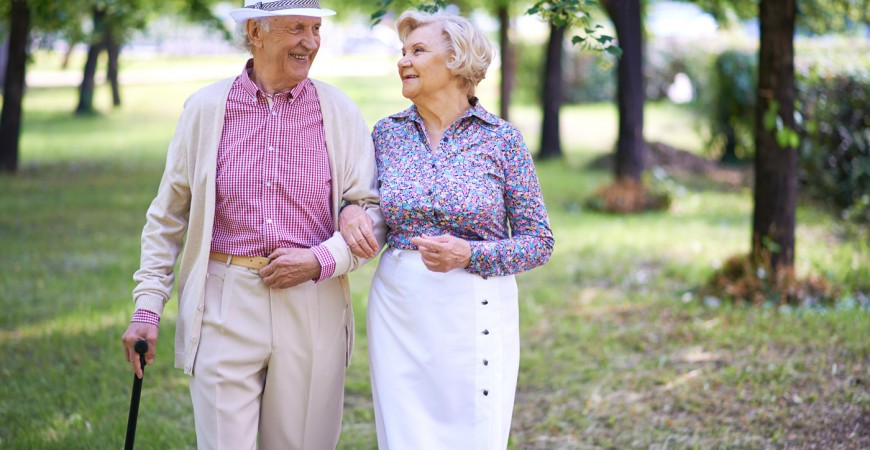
368, 248, 519, 450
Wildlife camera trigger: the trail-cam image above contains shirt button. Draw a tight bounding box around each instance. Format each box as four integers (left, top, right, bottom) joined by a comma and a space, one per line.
265, 182, 272, 187
268, 146, 274, 151
265, 219, 273, 224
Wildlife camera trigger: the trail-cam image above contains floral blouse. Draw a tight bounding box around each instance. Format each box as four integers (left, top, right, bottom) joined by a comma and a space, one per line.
372, 101, 554, 277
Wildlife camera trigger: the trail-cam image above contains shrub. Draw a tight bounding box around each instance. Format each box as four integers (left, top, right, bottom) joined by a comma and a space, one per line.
797, 66, 870, 223
513, 39, 616, 105
513, 35, 714, 106
695, 38, 869, 221
705, 49, 757, 163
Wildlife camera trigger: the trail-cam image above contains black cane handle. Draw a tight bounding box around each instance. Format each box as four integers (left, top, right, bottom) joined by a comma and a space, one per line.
125, 339, 148, 450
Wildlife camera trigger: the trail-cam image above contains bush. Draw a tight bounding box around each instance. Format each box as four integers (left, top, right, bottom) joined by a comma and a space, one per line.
513, 40, 615, 105
694, 38, 869, 221
513, 35, 714, 106
797, 67, 870, 222
512, 40, 547, 106
644, 37, 715, 103
705, 49, 757, 163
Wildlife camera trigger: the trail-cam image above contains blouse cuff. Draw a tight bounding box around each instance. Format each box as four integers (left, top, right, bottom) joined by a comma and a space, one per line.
467, 241, 495, 278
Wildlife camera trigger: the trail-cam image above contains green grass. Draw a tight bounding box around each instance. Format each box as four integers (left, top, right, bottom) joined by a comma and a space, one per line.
1, 53, 868, 449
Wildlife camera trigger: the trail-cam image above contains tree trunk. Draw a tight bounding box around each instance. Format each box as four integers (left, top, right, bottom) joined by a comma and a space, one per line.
0, 0, 30, 173
752, 0, 797, 270
106, 31, 121, 107
720, 126, 740, 164
539, 23, 565, 160
76, 7, 106, 115
603, 0, 645, 181
61, 44, 74, 70
497, 5, 514, 120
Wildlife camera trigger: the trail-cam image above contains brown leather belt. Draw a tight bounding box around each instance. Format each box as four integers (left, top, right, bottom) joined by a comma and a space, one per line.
209, 251, 271, 270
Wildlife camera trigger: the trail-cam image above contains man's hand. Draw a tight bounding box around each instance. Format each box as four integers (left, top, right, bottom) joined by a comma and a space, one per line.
410, 234, 472, 273
122, 322, 159, 379
261, 248, 322, 288
339, 204, 379, 259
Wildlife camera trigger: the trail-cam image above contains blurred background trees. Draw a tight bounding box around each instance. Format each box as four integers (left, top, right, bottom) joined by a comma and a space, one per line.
2, 0, 868, 303
0, 0, 226, 172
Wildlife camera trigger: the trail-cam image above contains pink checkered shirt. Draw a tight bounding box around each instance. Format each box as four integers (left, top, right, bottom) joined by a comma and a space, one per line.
132, 60, 336, 327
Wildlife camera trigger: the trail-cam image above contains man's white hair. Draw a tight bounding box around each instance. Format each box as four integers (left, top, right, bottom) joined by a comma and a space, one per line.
235, 18, 271, 54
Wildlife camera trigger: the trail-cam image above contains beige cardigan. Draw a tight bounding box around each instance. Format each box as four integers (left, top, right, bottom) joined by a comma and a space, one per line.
132, 77, 385, 374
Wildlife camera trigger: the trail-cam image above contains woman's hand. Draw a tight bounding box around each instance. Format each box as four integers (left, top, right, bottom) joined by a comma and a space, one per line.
339, 204, 379, 259
411, 234, 471, 272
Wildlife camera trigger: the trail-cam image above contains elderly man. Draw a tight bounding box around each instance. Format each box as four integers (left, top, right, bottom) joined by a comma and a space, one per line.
120, 1, 385, 448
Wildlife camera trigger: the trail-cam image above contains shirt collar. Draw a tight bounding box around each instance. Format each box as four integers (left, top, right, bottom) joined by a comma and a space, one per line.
390, 98, 500, 127
239, 58, 310, 101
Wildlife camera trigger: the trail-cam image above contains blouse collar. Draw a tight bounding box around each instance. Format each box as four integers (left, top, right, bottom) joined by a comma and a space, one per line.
391, 98, 500, 127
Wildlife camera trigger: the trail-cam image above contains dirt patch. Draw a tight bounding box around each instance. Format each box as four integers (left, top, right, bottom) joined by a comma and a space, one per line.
588, 141, 752, 188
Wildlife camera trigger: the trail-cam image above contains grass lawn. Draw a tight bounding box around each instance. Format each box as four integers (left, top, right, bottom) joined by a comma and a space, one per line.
1, 53, 868, 449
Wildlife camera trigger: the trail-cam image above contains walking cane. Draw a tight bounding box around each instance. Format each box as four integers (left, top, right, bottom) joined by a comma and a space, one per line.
124, 339, 148, 450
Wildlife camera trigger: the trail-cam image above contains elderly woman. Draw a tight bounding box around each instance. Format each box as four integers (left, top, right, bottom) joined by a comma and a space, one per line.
340, 10, 554, 449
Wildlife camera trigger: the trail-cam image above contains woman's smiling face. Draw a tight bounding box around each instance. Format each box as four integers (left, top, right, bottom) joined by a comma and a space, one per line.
397, 23, 454, 102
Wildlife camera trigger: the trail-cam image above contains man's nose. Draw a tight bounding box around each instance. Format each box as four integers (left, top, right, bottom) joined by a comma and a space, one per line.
300, 33, 318, 50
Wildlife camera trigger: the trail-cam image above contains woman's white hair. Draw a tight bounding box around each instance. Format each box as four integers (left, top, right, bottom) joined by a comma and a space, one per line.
235, 18, 270, 54
396, 10, 493, 98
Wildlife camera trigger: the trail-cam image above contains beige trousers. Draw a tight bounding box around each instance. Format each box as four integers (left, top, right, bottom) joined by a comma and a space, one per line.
189, 260, 347, 450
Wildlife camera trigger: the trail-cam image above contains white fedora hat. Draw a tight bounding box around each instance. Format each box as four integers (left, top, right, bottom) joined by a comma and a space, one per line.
229, 0, 336, 22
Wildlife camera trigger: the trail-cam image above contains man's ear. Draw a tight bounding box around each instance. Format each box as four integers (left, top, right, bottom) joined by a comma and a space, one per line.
247, 19, 265, 49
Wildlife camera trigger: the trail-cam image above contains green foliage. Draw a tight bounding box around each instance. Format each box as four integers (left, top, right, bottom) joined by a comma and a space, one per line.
797, 0, 870, 35
643, 38, 713, 103
563, 47, 617, 103
706, 49, 757, 160
797, 66, 870, 223
513, 39, 616, 106
762, 99, 800, 149
17, 0, 230, 46
679, 0, 870, 34
515, 35, 714, 107
370, 0, 450, 25
527, 0, 621, 57
694, 39, 870, 221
